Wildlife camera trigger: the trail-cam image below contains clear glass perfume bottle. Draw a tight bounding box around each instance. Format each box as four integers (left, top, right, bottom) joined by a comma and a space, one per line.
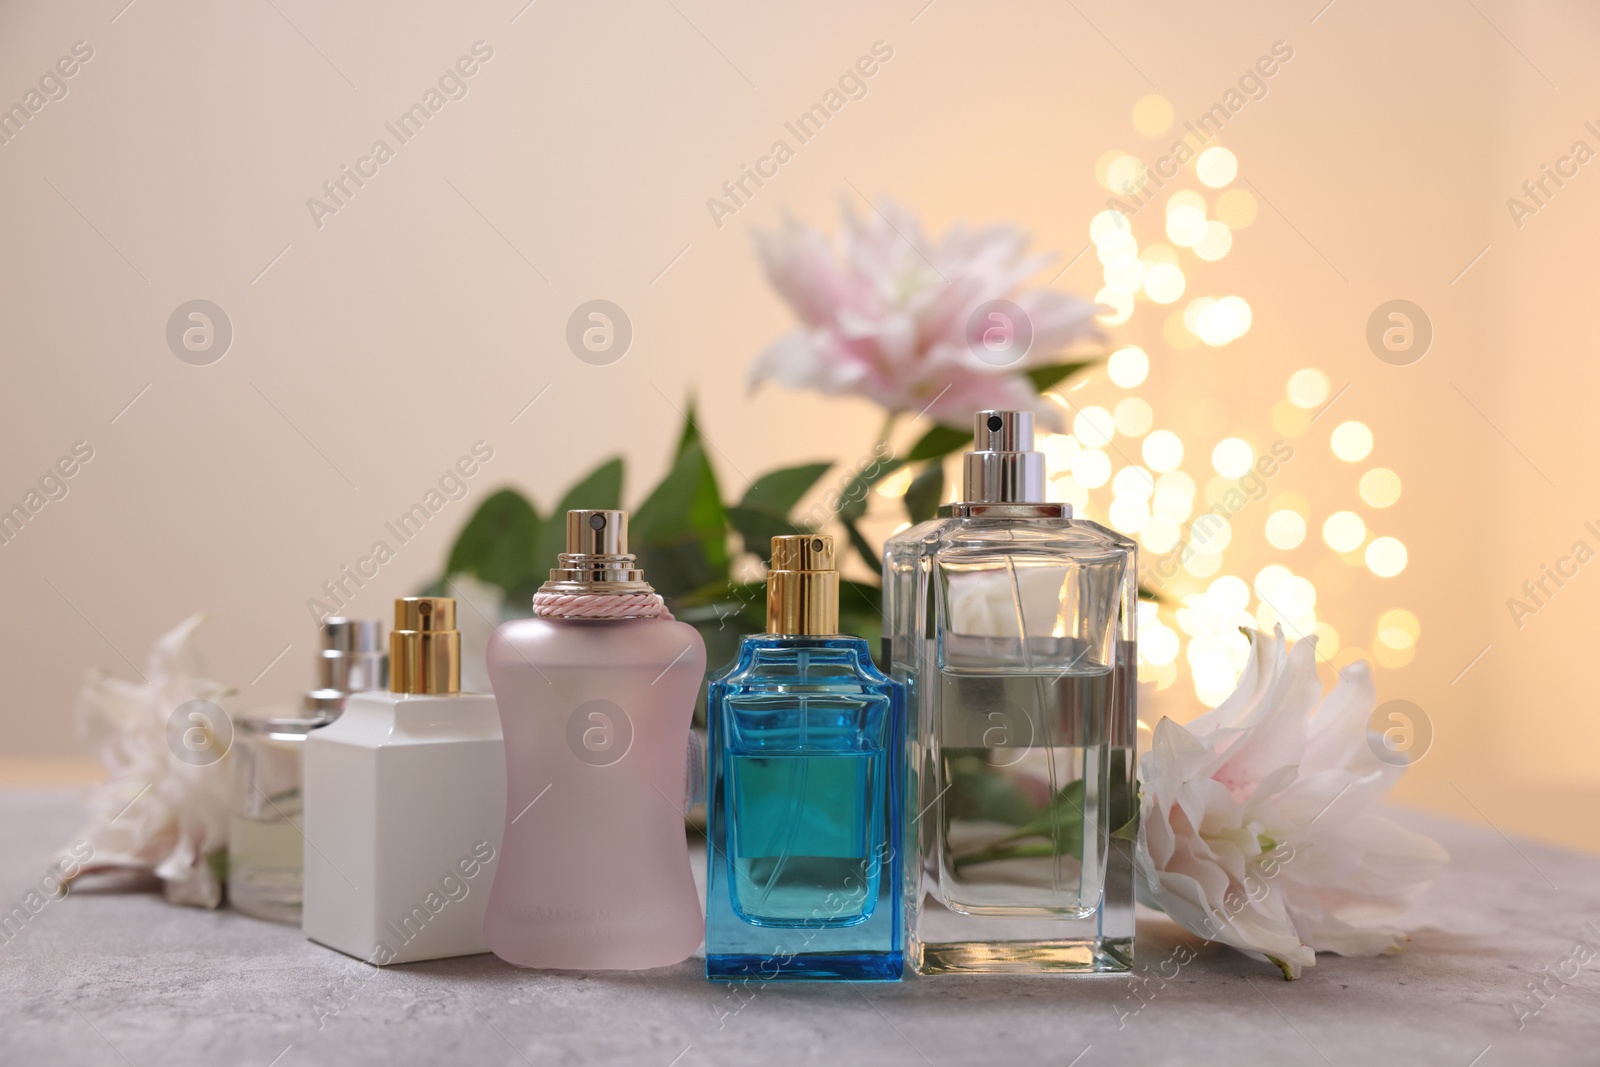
706, 535, 905, 981
230, 617, 386, 924
883, 410, 1137, 974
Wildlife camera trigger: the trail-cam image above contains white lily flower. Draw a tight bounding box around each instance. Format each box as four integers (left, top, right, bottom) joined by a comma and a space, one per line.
1136, 626, 1447, 978
60, 614, 236, 908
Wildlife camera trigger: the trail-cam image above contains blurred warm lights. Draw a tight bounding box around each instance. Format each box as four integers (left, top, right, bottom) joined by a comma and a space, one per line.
1330, 421, 1374, 462
1215, 188, 1258, 228
1034, 107, 1419, 705
1195, 147, 1238, 188
1166, 204, 1208, 247
1360, 467, 1403, 507
1132, 93, 1174, 136
1322, 510, 1367, 553
1142, 429, 1184, 472
1095, 287, 1135, 326
1194, 296, 1253, 346
1143, 262, 1186, 303
1114, 396, 1154, 436
1105, 154, 1146, 196
1365, 537, 1408, 577
1286, 367, 1330, 409
1192, 221, 1233, 261
877, 466, 914, 498
1377, 608, 1420, 649
1210, 438, 1254, 478
1072, 448, 1112, 488
1265, 509, 1307, 549
1072, 406, 1116, 447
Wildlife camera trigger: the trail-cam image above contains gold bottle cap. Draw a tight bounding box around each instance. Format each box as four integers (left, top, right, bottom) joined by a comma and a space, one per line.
390, 597, 460, 694
766, 535, 839, 636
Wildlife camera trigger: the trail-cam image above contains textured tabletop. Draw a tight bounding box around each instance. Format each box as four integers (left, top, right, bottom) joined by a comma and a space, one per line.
2, 787, 1597, 1067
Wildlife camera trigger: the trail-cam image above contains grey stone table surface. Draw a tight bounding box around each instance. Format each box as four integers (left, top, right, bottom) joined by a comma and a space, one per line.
2, 788, 1598, 1067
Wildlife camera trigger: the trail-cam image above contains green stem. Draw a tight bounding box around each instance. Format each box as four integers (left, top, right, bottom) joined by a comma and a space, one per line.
876, 410, 898, 458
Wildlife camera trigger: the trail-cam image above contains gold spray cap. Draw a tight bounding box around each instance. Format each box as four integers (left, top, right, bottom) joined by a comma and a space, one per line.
390, 597, 460, 694
766, 535, 840, 636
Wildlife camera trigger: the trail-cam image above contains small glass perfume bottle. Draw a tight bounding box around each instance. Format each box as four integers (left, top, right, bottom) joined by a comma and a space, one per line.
303, 598, 504, 965
705, 535, 905, 981
230, 618, 385, 924
883, 411, 1138, 974
484, 510, 705, 971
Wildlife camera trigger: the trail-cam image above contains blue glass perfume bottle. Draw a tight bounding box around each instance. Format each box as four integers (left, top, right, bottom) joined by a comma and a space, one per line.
705, 535, 905, 981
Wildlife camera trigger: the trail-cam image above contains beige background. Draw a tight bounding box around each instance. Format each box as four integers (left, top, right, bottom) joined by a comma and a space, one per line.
1, 0, 1595, 850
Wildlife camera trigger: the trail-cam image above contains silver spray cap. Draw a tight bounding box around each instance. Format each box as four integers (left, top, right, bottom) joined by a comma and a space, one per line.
962, 411, 1046, 503
303, 617, 387, 714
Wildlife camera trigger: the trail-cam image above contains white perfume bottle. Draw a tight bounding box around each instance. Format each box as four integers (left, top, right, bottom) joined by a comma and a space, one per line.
303, 597, 505, 965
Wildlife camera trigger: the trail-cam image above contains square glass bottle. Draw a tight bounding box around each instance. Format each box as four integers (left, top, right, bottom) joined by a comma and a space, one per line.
705, 535, 905, 981
883, 411, 1138, 975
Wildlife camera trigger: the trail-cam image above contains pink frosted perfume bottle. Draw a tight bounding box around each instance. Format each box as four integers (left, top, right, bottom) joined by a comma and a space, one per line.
483, 509, 705, 970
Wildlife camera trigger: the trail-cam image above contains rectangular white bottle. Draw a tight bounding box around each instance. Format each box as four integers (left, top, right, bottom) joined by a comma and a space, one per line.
303, 597, 505, 965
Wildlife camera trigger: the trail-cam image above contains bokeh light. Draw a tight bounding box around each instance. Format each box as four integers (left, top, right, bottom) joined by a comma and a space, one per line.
1265, 510, 1307, 549
1114, 397, 1154, 436
1196, 147, 1238, 187
1108, 345, 1149, 388
1322, 511, 1367, 552
1360, 467, 1403, 507
1331, 421, 1374, 462
1365, 537, 1408, 577
1143, 429, 1184, 471
1073, 406, 1115, 447
1211, 438, 1254, 478
1066, 134, 1418, 701
1133, 94, 1174, 136
1072, 448, 1112, 488
1144, 262, 1186, 303
1216, 188, 1257, 228
1287, 368, 1330, 409
1193, 221, 1233, 261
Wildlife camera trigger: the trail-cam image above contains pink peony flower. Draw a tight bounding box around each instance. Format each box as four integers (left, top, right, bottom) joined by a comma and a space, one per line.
750, 199, 1102, 428
1136, 627, 1448, 978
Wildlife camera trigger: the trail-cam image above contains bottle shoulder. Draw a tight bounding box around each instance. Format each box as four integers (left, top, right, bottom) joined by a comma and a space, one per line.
892, 515, 1135, 560
712, 634, 898, 691
492, 615, 705, 661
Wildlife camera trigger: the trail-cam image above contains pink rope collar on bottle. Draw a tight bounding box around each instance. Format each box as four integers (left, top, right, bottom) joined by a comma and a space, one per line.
531, 591, 674, 620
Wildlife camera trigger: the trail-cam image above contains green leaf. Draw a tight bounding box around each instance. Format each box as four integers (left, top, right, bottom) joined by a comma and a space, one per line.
633, 440, 729, 598
532, 457, 625, 579
675, 396, 701, 460
725, 504, 800, 557
907, 424, 971, 462
950, 777, 1092, 870
903, 462, 944, 524
840, 516, 882, 577
944, 753, 1040, 827
444, 488, 543, 592
740, 462, 832, 516
1026, 360, 1095, 393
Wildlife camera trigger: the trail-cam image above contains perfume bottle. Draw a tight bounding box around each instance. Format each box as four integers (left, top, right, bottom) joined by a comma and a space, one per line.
705, 535, 905, 981
230, 617, 386, 924
483, 509, 705, 970
303, 597, 505, 965
883, 411, 1137, 974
